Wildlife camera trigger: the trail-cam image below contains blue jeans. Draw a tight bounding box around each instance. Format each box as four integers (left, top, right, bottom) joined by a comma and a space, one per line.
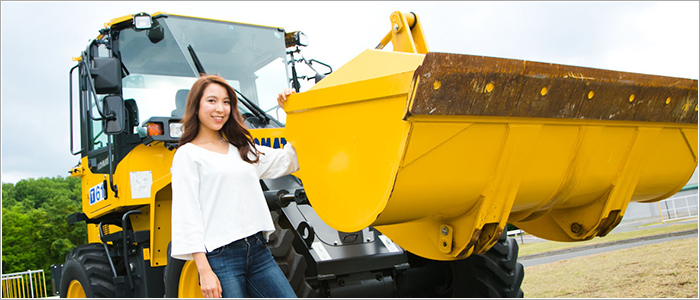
205, 232, 296, 298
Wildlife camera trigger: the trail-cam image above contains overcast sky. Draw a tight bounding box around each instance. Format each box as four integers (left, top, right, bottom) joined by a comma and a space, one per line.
1, 1, 698, 184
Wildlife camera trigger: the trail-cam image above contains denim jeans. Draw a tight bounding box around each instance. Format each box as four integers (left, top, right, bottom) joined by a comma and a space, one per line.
205, 232, 296, 298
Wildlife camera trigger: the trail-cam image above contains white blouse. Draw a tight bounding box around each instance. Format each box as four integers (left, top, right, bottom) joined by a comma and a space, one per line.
170, 142, 299, 261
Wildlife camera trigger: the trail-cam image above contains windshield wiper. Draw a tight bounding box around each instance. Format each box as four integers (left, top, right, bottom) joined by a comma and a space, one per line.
187, 45, 207, 76
233, 90, 270, 125
186, 44, 270, 125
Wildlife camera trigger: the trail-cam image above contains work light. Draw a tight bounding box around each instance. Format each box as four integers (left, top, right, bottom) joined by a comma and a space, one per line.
133, 13, 152, 30
285, 31, 308, 48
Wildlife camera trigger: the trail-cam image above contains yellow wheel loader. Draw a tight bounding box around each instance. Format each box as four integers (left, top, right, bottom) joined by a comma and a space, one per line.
57, 11, 697, 298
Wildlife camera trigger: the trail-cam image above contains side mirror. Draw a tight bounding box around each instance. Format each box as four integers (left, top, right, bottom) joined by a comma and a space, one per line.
91, 57, 122, 94
147, 19, 164, 44
103, 95, 126, 135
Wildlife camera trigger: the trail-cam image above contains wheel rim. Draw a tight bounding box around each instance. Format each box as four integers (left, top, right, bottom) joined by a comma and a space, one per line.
66, 280, 86, 298
179, 260, 204, 298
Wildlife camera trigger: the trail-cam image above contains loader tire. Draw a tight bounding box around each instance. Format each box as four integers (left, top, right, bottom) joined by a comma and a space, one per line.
164, 244, 203, 298
450, 230, 525, 298
268, 210, 315, 297
59, 243, 116, 298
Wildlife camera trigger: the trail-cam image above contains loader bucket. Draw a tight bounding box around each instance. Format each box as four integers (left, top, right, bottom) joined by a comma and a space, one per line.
284, 50, 698, 261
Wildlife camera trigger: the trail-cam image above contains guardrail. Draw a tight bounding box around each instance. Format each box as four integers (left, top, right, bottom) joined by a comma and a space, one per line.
1, 270, 48, 298
658, 194, 699, 223
508, 229, 525, 244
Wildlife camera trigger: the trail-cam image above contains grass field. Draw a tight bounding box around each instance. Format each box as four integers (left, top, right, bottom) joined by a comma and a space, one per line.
522, 237, 698, 298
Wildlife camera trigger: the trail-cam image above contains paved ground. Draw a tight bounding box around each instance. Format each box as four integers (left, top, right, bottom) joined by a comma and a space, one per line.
517, 216, 699, 267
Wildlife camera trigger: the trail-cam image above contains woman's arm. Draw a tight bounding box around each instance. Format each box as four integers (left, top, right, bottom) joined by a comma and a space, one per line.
254, 90, 300, 179
255, 143, 299, 179
193, 252, 222, 298
171, 147, 207, 260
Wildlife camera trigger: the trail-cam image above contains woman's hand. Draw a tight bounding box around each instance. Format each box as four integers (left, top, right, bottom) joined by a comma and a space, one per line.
277, 89, 296, 109
193, 252, 222, 298
198, 269, 222, 298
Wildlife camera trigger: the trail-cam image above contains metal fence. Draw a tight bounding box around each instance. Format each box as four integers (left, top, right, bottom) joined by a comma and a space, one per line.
1, 270, 48, 298
507, 229, 525, 244
658, 194, 699, 222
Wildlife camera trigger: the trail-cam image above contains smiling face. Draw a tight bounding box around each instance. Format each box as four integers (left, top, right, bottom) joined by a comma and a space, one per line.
197, 83, 231, 134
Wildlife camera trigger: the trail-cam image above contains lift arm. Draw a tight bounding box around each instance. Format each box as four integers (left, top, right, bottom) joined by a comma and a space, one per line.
376, 11, 429, 54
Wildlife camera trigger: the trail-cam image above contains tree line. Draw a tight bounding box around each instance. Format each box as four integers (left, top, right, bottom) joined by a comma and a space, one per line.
2, 176, 86, 292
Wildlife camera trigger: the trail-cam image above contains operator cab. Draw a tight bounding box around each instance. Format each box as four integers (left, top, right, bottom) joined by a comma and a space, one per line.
71, 12, 290, 173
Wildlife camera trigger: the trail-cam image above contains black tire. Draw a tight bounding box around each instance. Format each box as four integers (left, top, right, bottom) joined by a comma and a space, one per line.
450, 230, 525, 297
163, 243, 186, 298
59, 243, 116, 298
268, 210, 315, 297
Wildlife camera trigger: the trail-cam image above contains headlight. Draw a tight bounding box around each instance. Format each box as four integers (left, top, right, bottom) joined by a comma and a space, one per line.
170, 123, 183, 138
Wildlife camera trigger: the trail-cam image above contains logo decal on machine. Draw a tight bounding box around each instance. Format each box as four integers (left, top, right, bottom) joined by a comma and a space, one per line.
89, 182, 106, 205
253, 137, 287, 149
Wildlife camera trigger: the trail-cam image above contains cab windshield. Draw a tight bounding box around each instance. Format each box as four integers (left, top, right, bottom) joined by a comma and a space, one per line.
117, 15, 289, 125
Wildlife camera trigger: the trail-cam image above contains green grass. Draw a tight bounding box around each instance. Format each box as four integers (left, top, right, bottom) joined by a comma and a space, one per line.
518, 221, 698, 257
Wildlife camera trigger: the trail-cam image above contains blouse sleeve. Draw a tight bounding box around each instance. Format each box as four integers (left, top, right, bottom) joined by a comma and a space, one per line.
170, 147, 206, 260
254, 142, 299, 179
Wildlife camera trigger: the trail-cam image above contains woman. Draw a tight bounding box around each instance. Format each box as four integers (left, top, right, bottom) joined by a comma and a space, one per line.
170, 74, 297, 298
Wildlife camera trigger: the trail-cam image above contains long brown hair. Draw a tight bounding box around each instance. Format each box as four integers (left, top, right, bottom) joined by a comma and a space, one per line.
178, 74, 260, 163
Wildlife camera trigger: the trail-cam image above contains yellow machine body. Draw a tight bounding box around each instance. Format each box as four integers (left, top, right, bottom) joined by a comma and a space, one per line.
71, 11, 698, 266
283, 14, 698, 260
